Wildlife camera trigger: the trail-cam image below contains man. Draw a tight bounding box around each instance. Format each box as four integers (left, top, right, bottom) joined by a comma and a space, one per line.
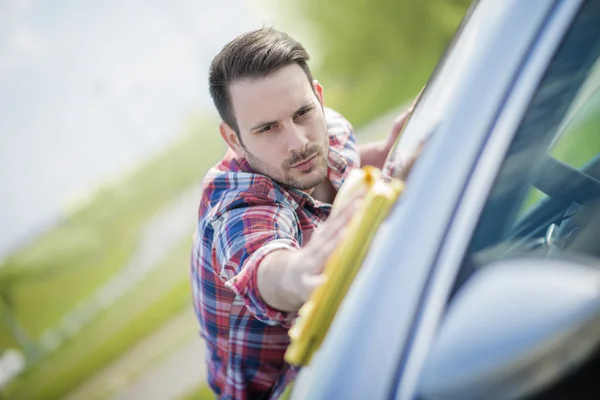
191, 28, 412, 399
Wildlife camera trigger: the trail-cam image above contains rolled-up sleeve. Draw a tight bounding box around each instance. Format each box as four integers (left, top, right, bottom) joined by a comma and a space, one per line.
210, 203, 301, 326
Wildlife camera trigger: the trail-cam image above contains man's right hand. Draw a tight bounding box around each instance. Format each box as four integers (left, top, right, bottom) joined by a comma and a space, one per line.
287, 197, 362, 304
257, 197, 362, 312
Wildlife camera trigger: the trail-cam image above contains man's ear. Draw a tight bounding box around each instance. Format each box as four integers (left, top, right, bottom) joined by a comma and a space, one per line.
219, 122, 245, 157
313, 80, 324, 107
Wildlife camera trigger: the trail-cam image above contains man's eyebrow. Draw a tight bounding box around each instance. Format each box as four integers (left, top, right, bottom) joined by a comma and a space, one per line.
250, 119, 279, 132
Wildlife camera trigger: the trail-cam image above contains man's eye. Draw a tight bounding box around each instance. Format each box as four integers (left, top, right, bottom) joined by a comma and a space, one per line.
260, 125, 274, 133
295, 108, 311, 119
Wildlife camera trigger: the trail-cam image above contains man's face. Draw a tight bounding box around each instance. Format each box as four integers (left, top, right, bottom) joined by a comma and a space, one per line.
227, 64, 329, 191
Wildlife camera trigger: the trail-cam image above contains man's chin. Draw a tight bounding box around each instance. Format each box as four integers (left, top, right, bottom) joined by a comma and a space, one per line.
287, 166, 328, 191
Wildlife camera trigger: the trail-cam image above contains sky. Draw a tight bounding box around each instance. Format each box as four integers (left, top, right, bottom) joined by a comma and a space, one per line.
0, 0, 282, 259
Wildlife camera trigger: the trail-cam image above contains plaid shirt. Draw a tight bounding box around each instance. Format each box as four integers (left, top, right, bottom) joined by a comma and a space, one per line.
191, 108, 360, 400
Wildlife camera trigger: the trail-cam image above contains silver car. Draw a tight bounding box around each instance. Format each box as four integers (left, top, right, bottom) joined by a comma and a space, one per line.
289, 0, 600, 398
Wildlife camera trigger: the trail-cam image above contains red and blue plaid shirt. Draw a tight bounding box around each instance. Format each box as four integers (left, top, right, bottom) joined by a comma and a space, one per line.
191, 108, 360, 400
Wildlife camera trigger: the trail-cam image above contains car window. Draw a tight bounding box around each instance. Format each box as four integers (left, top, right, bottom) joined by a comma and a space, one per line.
451, 0, 600, 296
519, 60, 600, 213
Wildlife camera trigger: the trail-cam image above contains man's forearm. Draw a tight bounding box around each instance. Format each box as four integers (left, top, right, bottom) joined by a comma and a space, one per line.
255, 198, 359, 314
256, 249, 304, 312
359, 140, 389, 169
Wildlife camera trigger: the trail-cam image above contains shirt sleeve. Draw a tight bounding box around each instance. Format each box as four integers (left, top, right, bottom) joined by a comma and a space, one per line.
209, 202, 301, 326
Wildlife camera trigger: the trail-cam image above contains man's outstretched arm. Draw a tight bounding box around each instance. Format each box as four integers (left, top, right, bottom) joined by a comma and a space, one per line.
256, 197, 360, 312
209, 197, 360, 327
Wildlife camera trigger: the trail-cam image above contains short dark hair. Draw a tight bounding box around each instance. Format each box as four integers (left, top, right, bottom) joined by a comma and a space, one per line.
209, 28, 314, 134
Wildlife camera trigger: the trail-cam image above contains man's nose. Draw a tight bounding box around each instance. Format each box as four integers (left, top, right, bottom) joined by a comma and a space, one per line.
285, 123, 310, 153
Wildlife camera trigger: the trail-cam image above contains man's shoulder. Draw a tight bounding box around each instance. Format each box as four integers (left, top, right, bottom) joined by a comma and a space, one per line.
324, 107, 353, 131
324, 107, 356, 147
199, 167, 290, 223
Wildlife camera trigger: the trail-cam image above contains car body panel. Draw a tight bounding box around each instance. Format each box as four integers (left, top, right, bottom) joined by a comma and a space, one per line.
289, 0, 581, 398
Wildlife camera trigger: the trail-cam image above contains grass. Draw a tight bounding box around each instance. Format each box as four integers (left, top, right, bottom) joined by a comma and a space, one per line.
4, 239, 194, 399
178, 384, 215, 400
0, 116, 223, 346
66, 308, 199, 400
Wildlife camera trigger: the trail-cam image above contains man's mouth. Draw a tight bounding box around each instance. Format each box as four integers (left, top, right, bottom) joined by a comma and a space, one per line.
291, 154, 318, 169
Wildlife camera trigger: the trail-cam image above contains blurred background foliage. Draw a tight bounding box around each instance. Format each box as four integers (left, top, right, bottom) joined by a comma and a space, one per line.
286, 0, 472, 126
0, 1, 471, 398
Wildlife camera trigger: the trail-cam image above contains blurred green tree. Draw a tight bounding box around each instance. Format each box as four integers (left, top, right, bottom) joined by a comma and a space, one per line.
284, 0, 472, 126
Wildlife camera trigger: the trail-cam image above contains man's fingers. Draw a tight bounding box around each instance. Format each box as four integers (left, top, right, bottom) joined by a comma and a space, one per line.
324, 199, 361, 237
398, 139, 428, 181
393, 109, 411, 129
387, 85, 427, 149
388, 110, 410, 146
316, 225, 349, 258
329, 186, 366, 219
319, 235, 339, 254
319, 202, 357, 237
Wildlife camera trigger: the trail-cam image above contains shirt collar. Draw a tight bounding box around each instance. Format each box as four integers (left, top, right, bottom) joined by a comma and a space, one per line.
220, 139, 349, 211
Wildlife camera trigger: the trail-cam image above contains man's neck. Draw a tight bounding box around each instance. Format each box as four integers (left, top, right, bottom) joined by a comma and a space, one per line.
309, 178, 337, 204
